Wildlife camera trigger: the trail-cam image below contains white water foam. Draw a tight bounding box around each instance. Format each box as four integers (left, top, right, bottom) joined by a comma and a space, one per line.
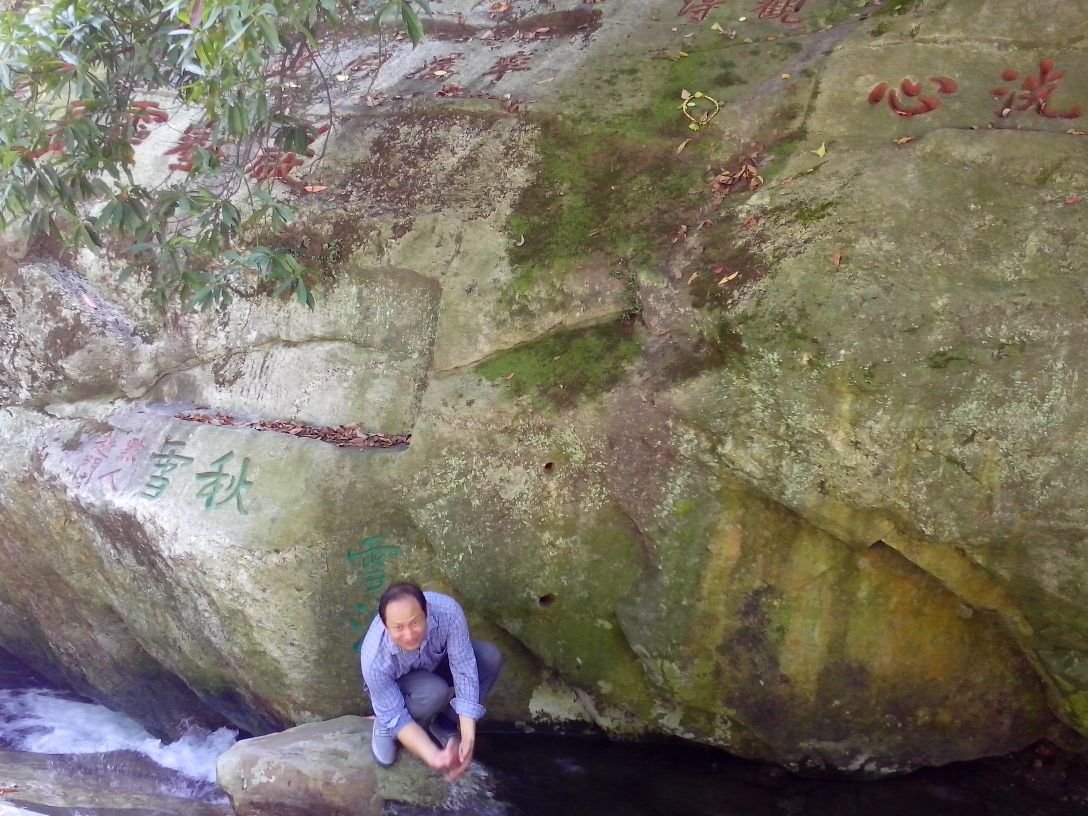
0, 688, 237, 783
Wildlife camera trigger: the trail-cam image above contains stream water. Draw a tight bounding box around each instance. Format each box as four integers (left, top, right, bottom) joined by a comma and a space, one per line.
2, 651, 1087, 816
475, 732, 1088, 816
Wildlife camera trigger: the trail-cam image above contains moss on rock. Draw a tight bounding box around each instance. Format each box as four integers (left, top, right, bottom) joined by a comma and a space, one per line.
475, 321, 641, 409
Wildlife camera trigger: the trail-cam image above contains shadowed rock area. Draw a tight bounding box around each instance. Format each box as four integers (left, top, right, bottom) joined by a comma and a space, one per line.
2, 0, 1088, 780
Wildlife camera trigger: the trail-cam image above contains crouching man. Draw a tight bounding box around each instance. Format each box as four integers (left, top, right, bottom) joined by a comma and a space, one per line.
360, 581, 503, 782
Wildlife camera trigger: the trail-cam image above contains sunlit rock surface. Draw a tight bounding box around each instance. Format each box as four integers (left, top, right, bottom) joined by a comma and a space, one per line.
2, 0, 1088, 774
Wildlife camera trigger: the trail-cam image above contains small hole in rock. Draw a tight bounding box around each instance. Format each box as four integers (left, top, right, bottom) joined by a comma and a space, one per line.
538, 593, 557, 608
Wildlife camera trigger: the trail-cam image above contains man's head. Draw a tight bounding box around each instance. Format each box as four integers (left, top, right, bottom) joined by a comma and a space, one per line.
379, 582, 428, 652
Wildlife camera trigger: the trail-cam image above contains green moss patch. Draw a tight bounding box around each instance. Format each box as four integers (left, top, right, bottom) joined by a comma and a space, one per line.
794, 200, 837, 226
502, 114, 707, 310
475, 321, 641, 408
873, 0, 929, 16
501, 37, 760, 312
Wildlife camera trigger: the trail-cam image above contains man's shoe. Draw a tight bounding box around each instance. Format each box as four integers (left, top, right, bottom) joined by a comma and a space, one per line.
428, 715, 458, 747
371, 722, 397, 766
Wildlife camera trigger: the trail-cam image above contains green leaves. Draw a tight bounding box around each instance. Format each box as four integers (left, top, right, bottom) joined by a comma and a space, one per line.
0, 0, 432, 311
400, 2, 423, 45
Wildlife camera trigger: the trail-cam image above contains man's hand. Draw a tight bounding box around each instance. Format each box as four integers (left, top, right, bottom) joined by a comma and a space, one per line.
443, 714, 475, 783
431, 738, 460, 774
397, 722, 459, 774
394, 718, 477, 783
443, 738, 472, 783
458, 734, 475, 766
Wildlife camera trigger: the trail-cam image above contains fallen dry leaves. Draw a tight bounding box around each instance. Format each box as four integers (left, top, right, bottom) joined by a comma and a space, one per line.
343, 52, 391, 76
483, 53, 533, 83
175, 413, 411, 449
709, 161, 763, 201
501, 97, 530, 114
412, 54, 462, 81
436, 83, 465, 97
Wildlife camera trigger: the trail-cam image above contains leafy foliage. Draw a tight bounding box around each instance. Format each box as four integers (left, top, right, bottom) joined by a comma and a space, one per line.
0, 0, 430, 309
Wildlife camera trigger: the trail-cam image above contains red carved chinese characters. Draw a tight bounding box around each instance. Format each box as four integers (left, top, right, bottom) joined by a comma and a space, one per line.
868, 76, 958, 117
96, 468, 122, 491
753, 0, 807, 25
678, 0, 726, 22
992, 59, 1083, 120
119, 438, 147, 464
73, 434, 116, 484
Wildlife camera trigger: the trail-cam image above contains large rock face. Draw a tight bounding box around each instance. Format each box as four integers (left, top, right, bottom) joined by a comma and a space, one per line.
2, 0, 1088, 775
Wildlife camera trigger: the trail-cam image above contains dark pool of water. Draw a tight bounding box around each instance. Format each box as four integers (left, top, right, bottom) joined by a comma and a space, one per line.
476, 732, 1088, 816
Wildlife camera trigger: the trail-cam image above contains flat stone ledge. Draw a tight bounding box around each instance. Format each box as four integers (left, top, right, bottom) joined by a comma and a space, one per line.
217, 715, 494, 816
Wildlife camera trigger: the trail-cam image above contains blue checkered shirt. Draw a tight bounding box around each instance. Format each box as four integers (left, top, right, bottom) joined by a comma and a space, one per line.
360, 591, 484, 735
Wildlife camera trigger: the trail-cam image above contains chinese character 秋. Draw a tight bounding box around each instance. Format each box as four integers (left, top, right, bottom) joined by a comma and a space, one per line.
993, 59, 1083, 120
195, 451, 254, 514
868, 76, 957, 116
139, 440, 194, 499
753, 0, 806, 25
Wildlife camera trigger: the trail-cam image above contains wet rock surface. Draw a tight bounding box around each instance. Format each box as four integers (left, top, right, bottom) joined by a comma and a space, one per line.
216, 716, 496, 816
0, 750, 231, 816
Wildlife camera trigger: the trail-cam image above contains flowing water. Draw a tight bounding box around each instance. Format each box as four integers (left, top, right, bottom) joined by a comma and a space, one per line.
2, 651, 1087, 816
0, 654, 235, 815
